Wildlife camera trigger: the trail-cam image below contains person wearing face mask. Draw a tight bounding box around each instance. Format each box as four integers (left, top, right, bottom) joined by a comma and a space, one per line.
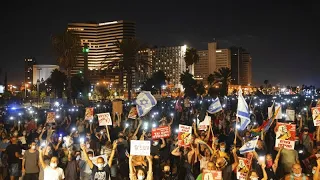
284, 163, 309, 180
247, 165, 268, 180
5, 136, 23, 180
81, 141, 117, 180
129, 155, 153, 180
160, 165, 172, 180
39, 147, 65, 180
22, 141, 39, 180
264, 148, 282, 180
79, 151, 94, 180
65, 150, 81, 180
196, 161, 215, 180
117, 132, 130, 179
280, 137, 300, 175
300, 127, 313, 155
215, 147, 238, 180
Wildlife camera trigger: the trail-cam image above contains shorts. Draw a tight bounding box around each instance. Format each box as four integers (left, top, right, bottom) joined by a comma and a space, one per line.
8, 163, 21, 177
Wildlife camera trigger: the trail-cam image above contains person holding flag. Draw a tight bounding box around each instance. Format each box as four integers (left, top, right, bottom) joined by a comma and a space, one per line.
236, 89, 251, 131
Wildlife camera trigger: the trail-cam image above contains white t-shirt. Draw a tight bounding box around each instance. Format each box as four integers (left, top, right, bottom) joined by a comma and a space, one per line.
44, 166, 65, 180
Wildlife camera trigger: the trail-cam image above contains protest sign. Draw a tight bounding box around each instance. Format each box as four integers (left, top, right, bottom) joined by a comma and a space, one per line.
130, 140, 151, 156
285, 109, 295, 121
84, 107, 94, 121
275, 122, 296, 149
112, 101, 123, 120
198, 116, 211, 131
46, 112, 55, 123
202, 170, 222, 180
275, 105, 282, 119
312, 107, 320, 126
152, 126, 171, 139
97, 113, 112, 126
237, 157, 250, 180
178, 124, 192, 147
128, 107, 137, 119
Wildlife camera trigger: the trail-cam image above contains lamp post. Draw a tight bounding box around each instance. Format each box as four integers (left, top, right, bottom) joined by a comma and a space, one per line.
37, 79, 40, 107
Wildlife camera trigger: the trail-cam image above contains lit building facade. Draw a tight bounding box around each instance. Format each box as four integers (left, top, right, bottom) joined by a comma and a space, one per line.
136, 49, 153, 89
216, 48, 231, 70
24, 57, 37, 86
152, 45, 192, 88
194, 42, 217, 83
32, 65, 59, 84
230, 47, 252, 86
67, 20, 135, 88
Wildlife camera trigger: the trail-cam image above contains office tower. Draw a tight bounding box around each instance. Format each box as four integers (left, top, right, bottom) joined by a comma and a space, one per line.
215, 48, 231, 70
230, 47, 252, 85
67, 20, 135, 88
24, 57, 37, 86
194, 42, 217, 83
135, 49, 153, 89
152, 45, 192, 88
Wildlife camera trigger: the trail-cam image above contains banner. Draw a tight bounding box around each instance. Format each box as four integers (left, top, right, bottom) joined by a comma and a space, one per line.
178, 124, 192, 147
130, 140, 151, 156
237, 157, 250, 180
202, 170, 222, 180
198, 116, 211, 131
152, 126, 171, 139
286, 109, 295, 121
112, 100, 123, 115
275, 105, 282, 119
84, 107, 94, 121
275, 122, 296, 149
46, 112, 55, 123
312, 107, 320, 126
128, 107, 137, 119
97, 113, 112, 126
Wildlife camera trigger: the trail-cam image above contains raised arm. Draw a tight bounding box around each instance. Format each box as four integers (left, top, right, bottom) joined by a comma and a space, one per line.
160, 138, 166, 149
146, 156, 153, 180
108, 141, 118, 167
231, 147, 239, 171
39, 148, 47, 169
260, 163, 268, 180
192, 123, 200, 138
171, 146, 181, 157
132, 120, 142, 138
314, 159, 320, 180
204, 124, 211, 142
273, 147, 282, 172
80, 144, 93, 169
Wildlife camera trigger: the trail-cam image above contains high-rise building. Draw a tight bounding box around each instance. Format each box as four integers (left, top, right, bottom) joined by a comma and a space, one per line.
230, 47, 252, 85
24, 57, 37, 86
67, 20, 135, 88
194, 42, 217, 83
32, 65, 59, 84
135, 49, 153, 89
215, 48, 231, 70
152, 45, 192, 88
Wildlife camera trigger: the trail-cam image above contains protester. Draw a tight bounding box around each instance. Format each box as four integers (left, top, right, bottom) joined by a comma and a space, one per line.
22, 141, 39, 180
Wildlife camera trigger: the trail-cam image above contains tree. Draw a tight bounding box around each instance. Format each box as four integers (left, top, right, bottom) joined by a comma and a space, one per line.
207, 74, 215, 86
104, 38, 149, 100
213, 67, 232, 96
180, 71, 197, 98
31, 91, 37, 99
152, 70, 166, 94
51, 31, 82, 102
47, 69, 67, 99
95, 84, 110, 101
184, 47, 199, 71
40, 91, 47, 103
196, 82, 205, 95
71, 75, 84, 100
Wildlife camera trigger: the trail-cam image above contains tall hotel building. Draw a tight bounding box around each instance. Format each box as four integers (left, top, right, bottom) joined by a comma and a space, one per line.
67, 20, 135, 88
152, 45, 193, 89
24, 57, 37, 86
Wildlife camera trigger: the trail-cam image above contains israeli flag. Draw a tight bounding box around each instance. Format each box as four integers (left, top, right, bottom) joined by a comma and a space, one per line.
239, 136, 259, 154
207, 98, 222, 114
236, 89, 250, 130
135, 91, 157, 117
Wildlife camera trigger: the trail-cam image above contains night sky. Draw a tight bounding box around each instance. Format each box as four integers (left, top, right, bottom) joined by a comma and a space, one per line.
1, 0, 319, 86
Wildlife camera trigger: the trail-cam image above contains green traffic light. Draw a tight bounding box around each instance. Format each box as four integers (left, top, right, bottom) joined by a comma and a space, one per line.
83, 47, 89, 53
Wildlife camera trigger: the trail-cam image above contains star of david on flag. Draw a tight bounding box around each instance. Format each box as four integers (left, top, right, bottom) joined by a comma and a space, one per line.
135, 91, 157, 117
207, 97, 222, 114
236, 89, 250, 130
239, 136, 259, 154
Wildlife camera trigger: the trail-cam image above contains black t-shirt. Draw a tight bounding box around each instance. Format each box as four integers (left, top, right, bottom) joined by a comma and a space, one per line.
222, 165, 233, 180
91, 164, 110, 180
5, 144, 21, 164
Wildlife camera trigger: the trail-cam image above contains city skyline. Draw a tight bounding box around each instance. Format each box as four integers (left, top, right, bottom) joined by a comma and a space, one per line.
1, 1, 319, 86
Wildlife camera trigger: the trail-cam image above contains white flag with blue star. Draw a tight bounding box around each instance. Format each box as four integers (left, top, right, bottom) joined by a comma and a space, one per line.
236, 89, 250, 130
207, 97, 222, 114
135, 91, 157, 117
239, 136, 259, 154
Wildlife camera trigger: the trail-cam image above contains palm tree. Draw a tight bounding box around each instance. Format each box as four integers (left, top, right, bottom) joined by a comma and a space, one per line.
184, 48, 199, 71
207, 74, 215, 86
51, 31, 82, 101
107, 38, 149, 100
152, 70, 166, 95
213, 67, 232, 96
180, 71, 197, 98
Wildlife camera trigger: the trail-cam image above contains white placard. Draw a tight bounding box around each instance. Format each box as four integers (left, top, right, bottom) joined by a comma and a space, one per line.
130, 140, 150, 156
286, 110, 295, 121
97, 113, 112, 126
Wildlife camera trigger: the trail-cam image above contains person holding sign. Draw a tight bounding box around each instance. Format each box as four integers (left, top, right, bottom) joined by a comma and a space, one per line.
129, 155, 153, 180
80, 141, 117, 180
284, 163, 309, 180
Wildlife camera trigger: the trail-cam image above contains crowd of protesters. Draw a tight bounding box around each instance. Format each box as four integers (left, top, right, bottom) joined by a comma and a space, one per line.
0, 95, 320, 180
